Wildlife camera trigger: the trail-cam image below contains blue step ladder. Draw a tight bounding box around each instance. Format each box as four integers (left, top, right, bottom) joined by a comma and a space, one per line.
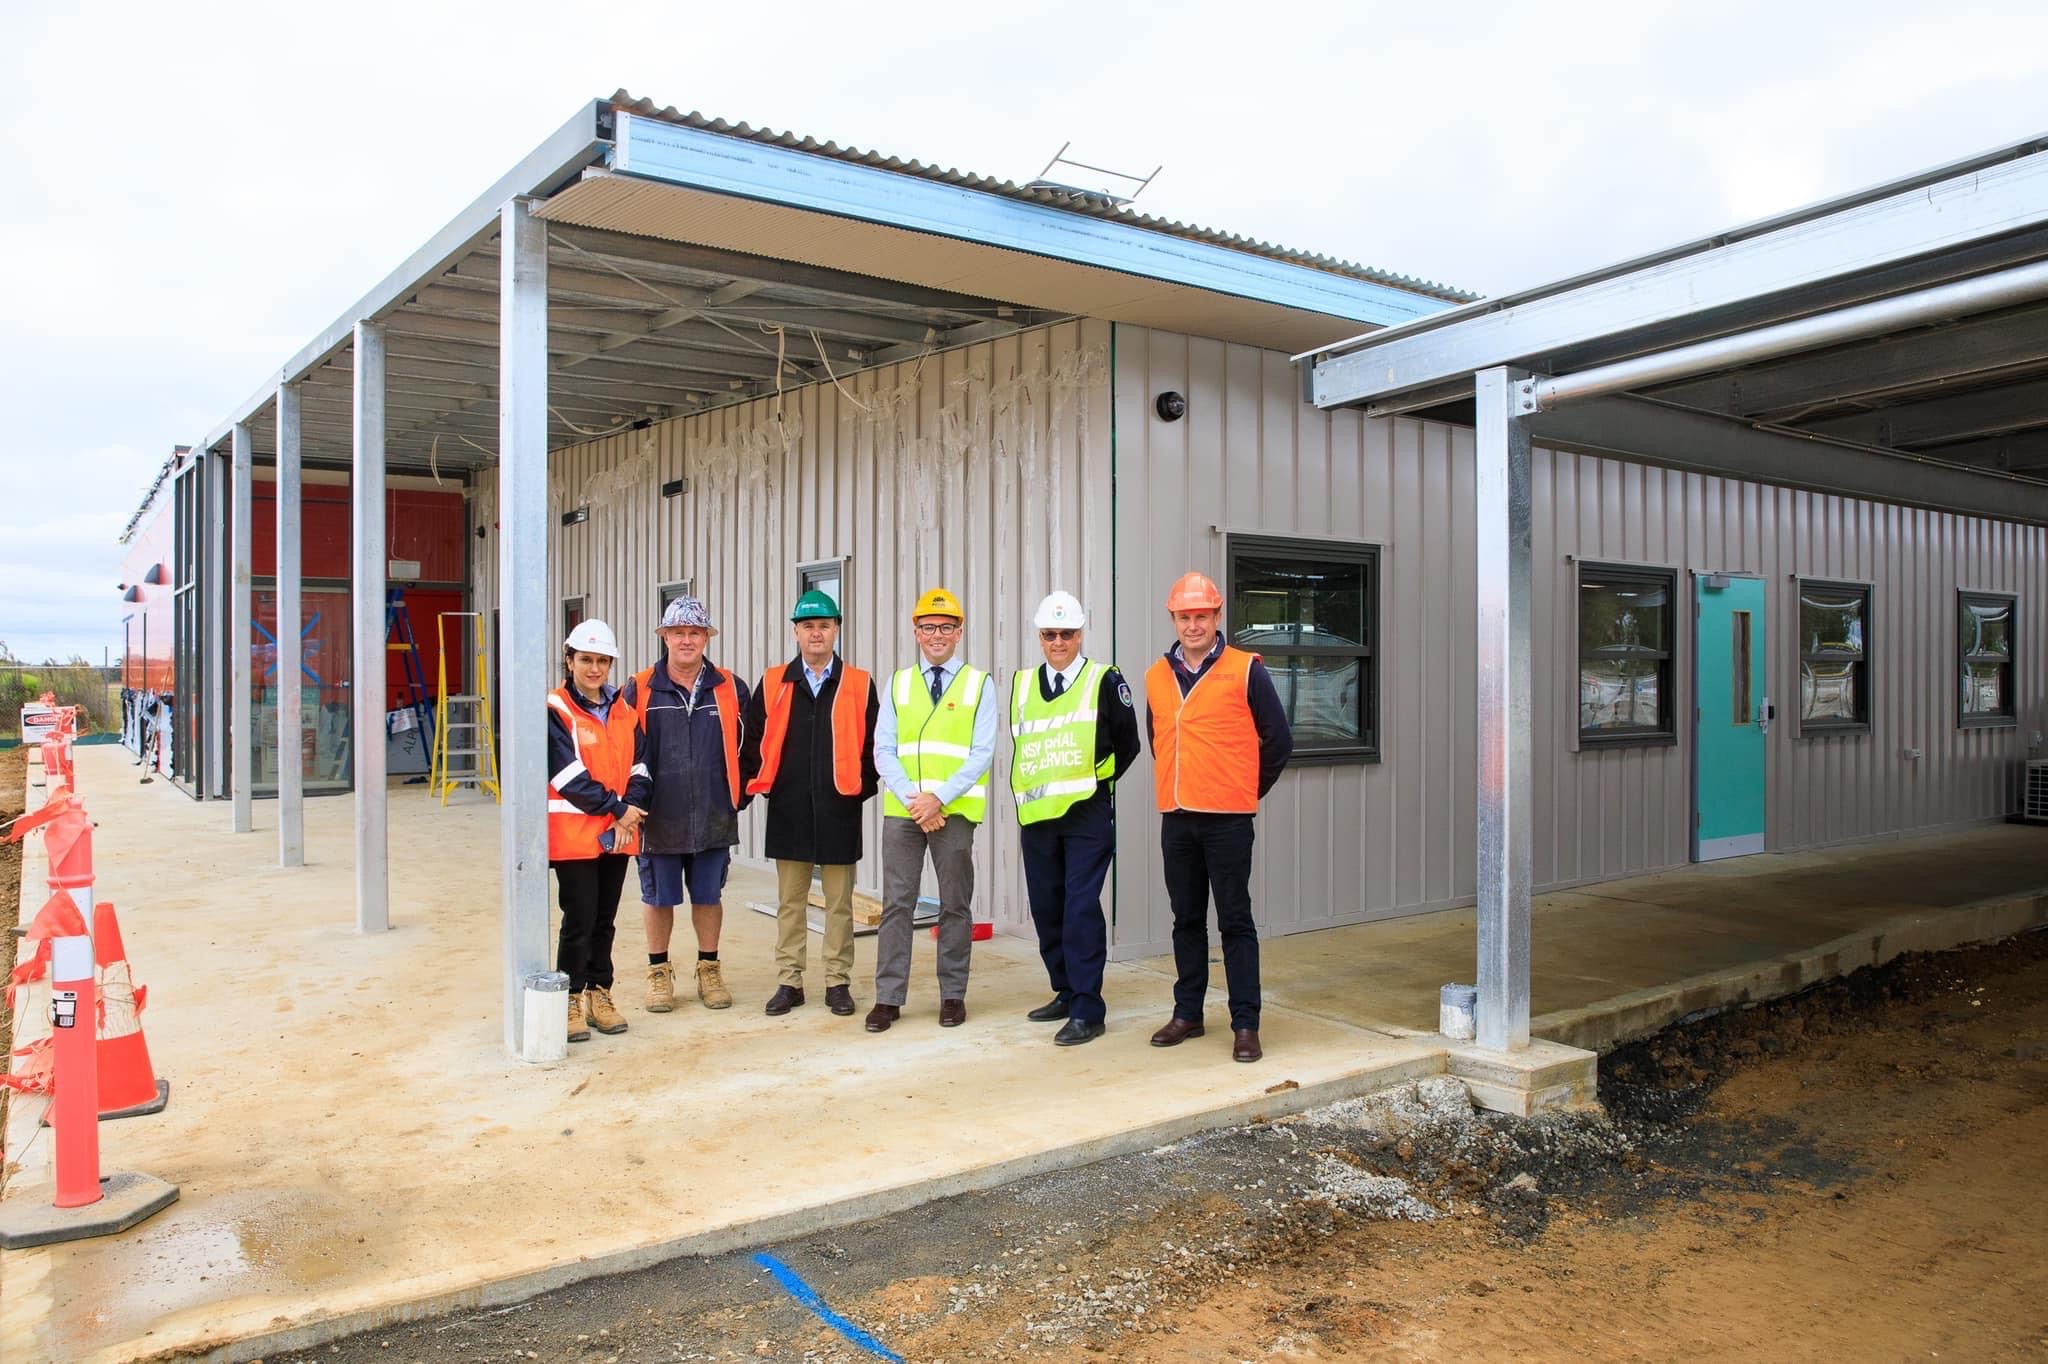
386, 588, 434, 780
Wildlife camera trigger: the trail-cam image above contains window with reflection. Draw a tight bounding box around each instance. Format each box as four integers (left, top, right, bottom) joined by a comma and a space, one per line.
1226, 536, 1378, 761
1798, 580, 1870, 734
1578, 564, 1676, 745
1958, 591, 2017, 727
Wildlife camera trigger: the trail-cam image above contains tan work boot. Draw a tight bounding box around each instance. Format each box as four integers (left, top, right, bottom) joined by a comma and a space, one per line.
645, 960, 677, 1013
566, 991, 590, 1044
696, 959, 733, 1010
585, 986, 629, 1035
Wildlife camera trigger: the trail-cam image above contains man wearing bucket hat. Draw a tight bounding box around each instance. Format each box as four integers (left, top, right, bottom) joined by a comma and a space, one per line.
622, 595, 752, 1014
1010, 591, 1142, 1046
740, 590, 880, 1018
547, 618, 651, 1044
866, 586, 997, 1033
1144, 571, 1292, 1063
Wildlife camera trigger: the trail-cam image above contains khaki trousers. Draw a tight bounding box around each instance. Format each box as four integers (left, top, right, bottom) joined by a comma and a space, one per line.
775, 860, 857, 988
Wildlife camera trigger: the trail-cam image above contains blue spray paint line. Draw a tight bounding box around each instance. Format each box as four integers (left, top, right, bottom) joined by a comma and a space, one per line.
751, 1251, 904, 1363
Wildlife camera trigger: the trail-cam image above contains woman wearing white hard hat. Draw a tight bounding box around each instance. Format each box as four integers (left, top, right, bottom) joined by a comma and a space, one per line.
546, 618, 651, 1044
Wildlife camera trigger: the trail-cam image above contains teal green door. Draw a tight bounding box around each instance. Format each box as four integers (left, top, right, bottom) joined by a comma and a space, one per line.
1694, 575, 1768, 861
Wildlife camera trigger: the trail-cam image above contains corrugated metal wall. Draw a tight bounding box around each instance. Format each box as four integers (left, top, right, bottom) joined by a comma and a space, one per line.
475, 319, 1114, 936
471, 317, 2043, 962
1111, 325, 2047, 958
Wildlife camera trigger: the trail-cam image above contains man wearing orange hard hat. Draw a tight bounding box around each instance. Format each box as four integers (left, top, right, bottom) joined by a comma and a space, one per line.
1143, 570, 1292, 1063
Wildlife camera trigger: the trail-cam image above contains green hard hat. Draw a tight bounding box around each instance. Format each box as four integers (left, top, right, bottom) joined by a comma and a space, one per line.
791, 589, 842, 622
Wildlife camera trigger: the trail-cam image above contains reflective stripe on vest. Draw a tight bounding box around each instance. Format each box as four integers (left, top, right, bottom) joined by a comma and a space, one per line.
748, 663, 870, 798
882, 664, 988, 822
630, 664, 743, 809
1145, 647, 1260, 814
1010, 659, 1114, 825
545, 688, 642, 860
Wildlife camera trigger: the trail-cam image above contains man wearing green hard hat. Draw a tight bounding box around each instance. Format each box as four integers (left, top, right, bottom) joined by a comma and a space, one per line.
739, 588, 880, 1018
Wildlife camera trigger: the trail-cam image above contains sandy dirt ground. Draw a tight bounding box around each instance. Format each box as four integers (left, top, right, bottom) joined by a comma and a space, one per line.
294, 925, 2048, 1364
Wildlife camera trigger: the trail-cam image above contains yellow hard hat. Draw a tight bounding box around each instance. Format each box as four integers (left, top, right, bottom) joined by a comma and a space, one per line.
912, 586, 964, 620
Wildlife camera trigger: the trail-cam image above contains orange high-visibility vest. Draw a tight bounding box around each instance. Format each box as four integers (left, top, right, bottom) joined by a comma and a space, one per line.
631, 664, 743, 809
748, 662, 870, 798
546, 687, 643, 860
1146, 646, 1261, 814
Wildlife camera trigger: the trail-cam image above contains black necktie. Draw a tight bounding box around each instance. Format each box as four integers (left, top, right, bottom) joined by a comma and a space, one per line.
929, 666, 945, 703
1050, 670, 1066, 699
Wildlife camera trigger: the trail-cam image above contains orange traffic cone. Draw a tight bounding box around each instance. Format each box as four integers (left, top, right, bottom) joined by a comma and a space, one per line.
90, 902, 169, 1119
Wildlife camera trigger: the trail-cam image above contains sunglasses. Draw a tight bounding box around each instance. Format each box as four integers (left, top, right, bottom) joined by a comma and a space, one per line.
1038, 629, 1079, 641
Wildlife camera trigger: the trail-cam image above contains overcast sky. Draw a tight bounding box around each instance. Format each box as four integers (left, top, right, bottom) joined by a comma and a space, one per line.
2, 0, 2044, 664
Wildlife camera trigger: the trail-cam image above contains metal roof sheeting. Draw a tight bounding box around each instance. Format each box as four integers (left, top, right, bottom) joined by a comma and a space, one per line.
607, 91, 1476, 305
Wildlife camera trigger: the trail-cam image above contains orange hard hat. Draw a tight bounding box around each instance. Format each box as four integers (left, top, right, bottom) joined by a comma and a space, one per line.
1165, 571, 1223, 612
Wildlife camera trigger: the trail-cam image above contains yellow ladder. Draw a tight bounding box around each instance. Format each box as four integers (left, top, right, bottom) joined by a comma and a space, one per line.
430, 611, 501, 804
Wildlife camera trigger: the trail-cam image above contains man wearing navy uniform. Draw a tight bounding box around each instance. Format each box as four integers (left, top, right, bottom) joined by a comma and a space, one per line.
1009, 591, 1142, 1046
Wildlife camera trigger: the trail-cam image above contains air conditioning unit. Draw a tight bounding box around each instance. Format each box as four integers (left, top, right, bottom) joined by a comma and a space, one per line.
2025, 759, 2048, 824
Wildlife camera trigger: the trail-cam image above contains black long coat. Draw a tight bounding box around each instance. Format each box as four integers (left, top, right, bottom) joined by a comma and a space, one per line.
738, 656, 880, 865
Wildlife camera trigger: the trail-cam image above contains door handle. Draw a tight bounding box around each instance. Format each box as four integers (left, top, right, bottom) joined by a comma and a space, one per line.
1756, 697, 1774, 735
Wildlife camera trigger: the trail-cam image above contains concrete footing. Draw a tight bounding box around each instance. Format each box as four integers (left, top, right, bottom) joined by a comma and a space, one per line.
0, 1171, 179, 1250
1446, 1038, 1600, 1116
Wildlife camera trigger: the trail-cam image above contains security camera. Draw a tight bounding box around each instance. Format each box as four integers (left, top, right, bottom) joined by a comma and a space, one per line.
1155, 391, 1187, 422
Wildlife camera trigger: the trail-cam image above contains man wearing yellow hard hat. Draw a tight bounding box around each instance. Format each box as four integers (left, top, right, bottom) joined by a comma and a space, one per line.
866, 586, 997, 1032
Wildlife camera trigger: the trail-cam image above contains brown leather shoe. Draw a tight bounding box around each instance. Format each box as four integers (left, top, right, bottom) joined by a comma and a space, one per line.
764, 984, 805, 1016
864, 1003, 900, 1033
1232, 1028, 1262, 1063
938, 998, 967, 1028
1149, 1017, 1206, 1047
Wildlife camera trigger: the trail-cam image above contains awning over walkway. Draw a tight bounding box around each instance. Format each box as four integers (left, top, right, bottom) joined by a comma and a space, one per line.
1295, 131, 2048, 1055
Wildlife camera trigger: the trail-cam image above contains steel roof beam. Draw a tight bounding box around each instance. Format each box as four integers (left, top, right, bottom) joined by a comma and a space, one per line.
1802, 375, 2048, 447
1649, 301, 2048, 419
1528, 394, 2048, 525
1918, 428, 2048, 469
1306, 144, 2048, 410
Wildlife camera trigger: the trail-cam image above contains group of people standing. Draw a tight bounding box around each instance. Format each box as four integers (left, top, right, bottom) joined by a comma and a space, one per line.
543, 570, 1292, 1063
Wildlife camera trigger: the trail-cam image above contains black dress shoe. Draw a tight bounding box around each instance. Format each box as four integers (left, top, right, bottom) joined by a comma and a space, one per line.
825, 983, 856, 1016
864, 1003, 900, 1033
1054, 1019, 1105, 1047
764, 985, 805, 1016
938, 998, 967, 1027
1149, 1017, 1205, 1047
1026, 995, 1072, 1022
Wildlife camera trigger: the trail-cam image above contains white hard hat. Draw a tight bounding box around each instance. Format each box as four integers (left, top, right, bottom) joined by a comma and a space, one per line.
564, 619, 620, 659
1033, 591, 1088, 630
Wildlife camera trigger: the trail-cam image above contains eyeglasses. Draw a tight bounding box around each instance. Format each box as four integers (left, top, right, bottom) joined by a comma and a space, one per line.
1038, 629, 1078, 642
915, 622, 961, 637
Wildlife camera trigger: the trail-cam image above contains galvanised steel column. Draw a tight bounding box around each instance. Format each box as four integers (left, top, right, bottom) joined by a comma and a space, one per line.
230, 422, 254, 833
276, 382, 305, 867
352, 322, 390, 934
1474, 365, 1533, 1052
205, 443, 227, 798
499, 198, 550, 1058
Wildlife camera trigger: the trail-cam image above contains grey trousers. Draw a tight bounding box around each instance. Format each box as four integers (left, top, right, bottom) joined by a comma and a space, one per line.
876, 814, 976, 1005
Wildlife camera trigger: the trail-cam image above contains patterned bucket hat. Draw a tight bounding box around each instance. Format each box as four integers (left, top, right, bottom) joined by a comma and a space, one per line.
659, 595, 718, 636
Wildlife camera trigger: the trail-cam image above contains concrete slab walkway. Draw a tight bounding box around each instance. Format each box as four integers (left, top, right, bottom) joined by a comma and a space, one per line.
3, 746, 2043, 1361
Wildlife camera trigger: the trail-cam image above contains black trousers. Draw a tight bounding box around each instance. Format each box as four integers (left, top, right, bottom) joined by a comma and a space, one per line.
1018, 796, 1115, 1026
1161, 811, 1260, 1032
552, 854, 629, 992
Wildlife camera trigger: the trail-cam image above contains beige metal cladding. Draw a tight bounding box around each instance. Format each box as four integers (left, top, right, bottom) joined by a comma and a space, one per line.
475, 319, 1114, 936
1111, 324, 2047, 960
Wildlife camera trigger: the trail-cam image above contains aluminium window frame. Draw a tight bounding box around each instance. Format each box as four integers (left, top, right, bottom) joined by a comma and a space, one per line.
1223, 532, 1380, 766
1576, 560, 1679, 749
1794, 577, 1874, 738
1956, 588, 2018, 730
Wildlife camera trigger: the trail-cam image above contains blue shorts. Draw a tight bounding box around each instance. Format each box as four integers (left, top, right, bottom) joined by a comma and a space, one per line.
637, 847, 733, 908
